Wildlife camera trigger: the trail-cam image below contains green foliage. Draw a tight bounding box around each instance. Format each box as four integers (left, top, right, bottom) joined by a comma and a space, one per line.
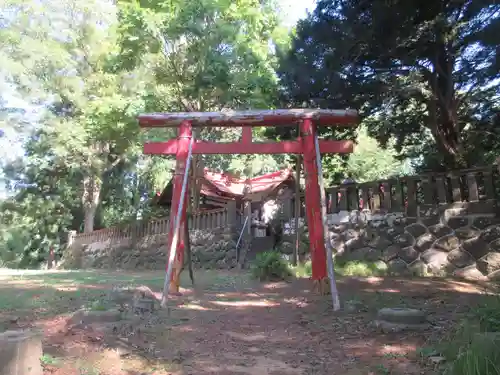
280, 0, 500, 170
334, 259, 389, 277
347, 127, 413, 182
288, 260, 312, 278
251, 251, 292, 281
116, 0, 287, 177
439, 296, 500, 375
0, 0, 292, 268
288, 258, 389, 278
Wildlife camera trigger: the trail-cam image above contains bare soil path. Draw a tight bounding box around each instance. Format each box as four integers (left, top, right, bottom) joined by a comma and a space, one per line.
0, 269, 495, 375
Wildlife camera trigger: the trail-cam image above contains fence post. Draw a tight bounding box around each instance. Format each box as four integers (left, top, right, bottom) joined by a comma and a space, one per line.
66, 230, 76, 248
224, 200, 239, 241
226, 200, 237, 227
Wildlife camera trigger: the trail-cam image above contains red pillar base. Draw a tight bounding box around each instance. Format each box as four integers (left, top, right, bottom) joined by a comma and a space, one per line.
312, 278, 331, 295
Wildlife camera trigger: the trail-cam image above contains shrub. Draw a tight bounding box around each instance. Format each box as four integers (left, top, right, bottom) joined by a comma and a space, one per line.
288, 259, 390, 279
251, 251, 292, 281
440, 295, 500, 375
288, 260, 312, 278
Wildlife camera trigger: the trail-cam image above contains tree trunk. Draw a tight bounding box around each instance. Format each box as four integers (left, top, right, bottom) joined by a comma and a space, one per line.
427, 39, 466, 169
82, 175, 101, 233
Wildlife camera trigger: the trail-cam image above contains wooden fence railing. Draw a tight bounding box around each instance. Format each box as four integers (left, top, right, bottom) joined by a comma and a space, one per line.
73, 166, 499, 247
322, 165, 498, 215
73, 207, 231, 247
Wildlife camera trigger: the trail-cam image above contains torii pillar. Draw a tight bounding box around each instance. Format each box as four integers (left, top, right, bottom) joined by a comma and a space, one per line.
301, 118, 328, 292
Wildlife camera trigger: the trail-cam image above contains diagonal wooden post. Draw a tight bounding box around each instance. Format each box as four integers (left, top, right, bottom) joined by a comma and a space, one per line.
293, 155, 301, 266
314, 133, 341, 311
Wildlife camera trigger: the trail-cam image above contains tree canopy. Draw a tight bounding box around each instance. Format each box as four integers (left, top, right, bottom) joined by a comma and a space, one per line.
279, 0, 500, 170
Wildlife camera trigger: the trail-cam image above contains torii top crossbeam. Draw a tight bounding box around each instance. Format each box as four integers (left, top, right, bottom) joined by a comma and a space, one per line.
139, 109, 358, 155
138, 108, 358, 128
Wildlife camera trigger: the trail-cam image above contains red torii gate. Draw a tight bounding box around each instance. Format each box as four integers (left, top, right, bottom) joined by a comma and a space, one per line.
138, 109, 358, 300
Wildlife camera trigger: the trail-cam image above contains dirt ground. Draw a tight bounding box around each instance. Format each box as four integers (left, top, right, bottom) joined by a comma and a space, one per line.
0, 269, 496, 375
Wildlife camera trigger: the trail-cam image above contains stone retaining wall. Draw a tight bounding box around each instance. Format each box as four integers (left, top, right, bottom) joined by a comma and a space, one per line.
329, 202, 500, 280
60, 227, 239, 270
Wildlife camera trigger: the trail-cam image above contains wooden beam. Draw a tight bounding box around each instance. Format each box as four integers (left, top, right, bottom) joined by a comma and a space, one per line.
241, 127, 252, 144
138, 109, 358, 128
144, 139, 354, 155
293, 155, 301, 266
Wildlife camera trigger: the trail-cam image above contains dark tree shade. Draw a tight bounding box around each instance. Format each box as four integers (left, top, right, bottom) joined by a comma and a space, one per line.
279, 0, 500, 170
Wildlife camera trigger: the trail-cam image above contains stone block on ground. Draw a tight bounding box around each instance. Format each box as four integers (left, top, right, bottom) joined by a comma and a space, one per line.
0, 329, 43, 375
428, 356, 446, 366
373, 320, 430, 333
377, 307, 427, 325
133, 298, 156, 314
108, 285, 160, 306
69, 309, 123, 326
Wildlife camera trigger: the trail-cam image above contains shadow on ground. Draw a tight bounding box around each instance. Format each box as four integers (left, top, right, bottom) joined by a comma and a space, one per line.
0, 269, 497, 375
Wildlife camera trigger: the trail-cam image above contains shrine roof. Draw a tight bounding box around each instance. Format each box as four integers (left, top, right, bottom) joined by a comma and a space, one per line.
138, 109, 358, 128
156, 168, 295, 206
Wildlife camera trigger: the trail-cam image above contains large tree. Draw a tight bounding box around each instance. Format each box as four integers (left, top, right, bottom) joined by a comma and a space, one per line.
0, 0, 155, 232
279, 0, 500, 170
116, 0, 290, 176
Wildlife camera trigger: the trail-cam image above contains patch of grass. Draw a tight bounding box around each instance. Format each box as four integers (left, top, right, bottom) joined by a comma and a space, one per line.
374, 364, 391, 374
288, 260, 312, 278
40, 354, 61, 366
287, 258, 389, 278
439, 295, 500, 375
251, 251, 292, 281
416, 346, 439, 359
89, 299, 108, 311
335, 259, 388, 277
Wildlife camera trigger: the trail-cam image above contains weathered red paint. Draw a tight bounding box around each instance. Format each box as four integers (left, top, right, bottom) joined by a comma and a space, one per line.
165, 120, 192, 293
300, 119, 328, 281
241, 126, 252, 144
144, 139, 353, 155
139, 109, 359, 288
138, 109, 358, 128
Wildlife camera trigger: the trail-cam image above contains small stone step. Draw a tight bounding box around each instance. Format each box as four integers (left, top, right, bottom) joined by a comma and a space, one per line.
377, 307, 427, 325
